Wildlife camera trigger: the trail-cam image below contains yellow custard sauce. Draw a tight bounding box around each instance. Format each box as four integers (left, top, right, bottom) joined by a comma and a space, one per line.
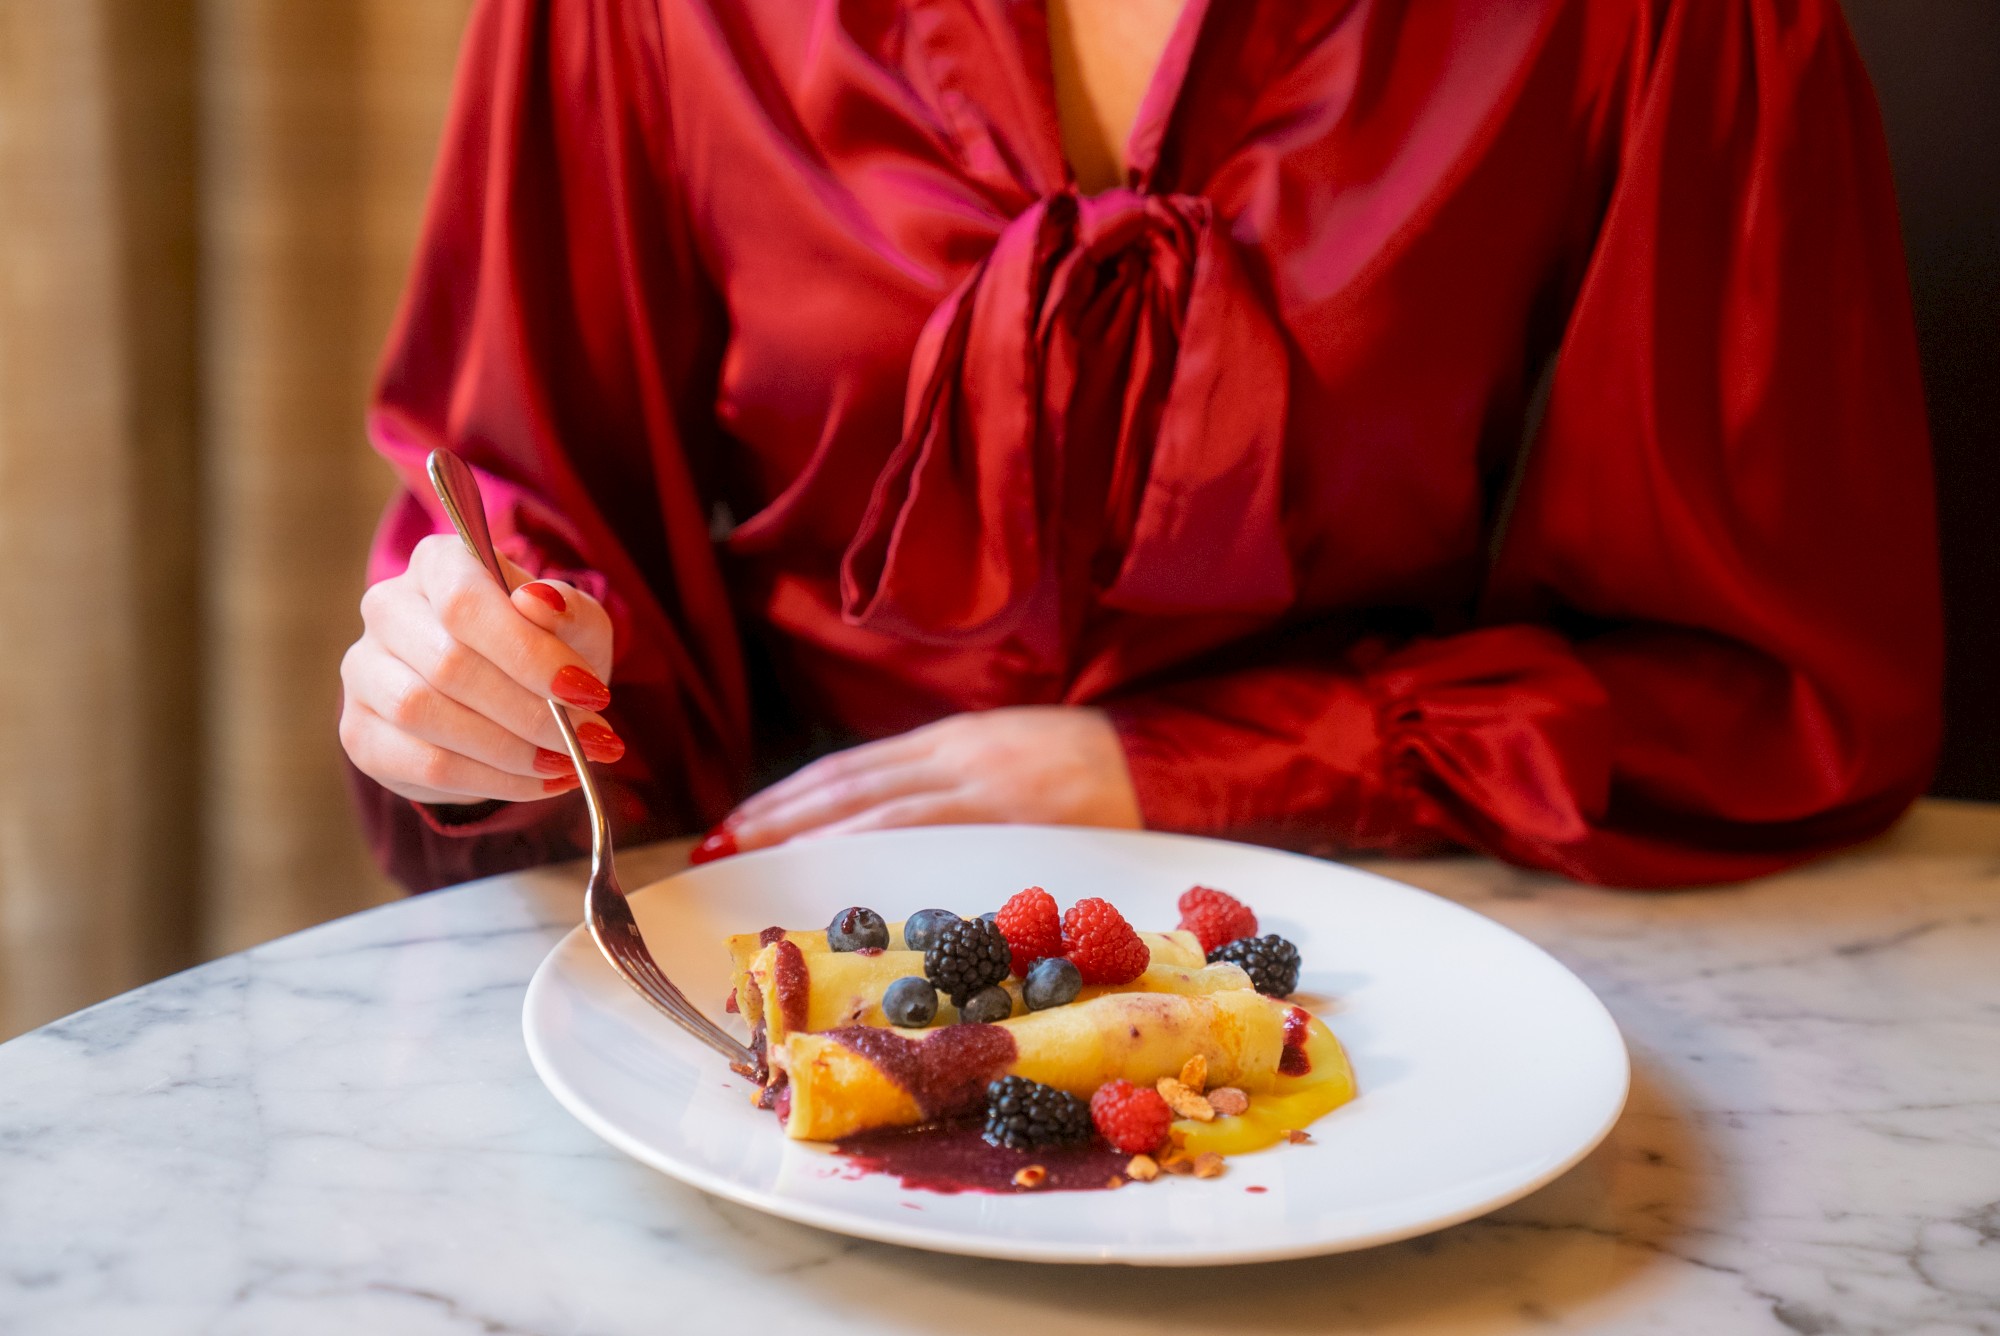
1172, 1014, 1356, 1157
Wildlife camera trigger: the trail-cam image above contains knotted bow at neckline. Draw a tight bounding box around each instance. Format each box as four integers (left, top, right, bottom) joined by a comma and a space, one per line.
840, 189, 1294, 670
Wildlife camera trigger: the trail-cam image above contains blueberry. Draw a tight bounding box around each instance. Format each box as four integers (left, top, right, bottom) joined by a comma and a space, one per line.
958, 985, 1013, 1025
978, 911, 999, 925
826, 906, 889, 952
882, 976, 938, 1027
902, 908, 961, 955
1022, 956, 1082, 1011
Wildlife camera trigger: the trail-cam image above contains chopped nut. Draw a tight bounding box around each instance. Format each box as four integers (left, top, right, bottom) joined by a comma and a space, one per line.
1157, 1077, 1216, 1122
1107, 1175, 1125, 1189
1012, 1165, 1047, 1189
1126, 1154, 1161, 1182
1178, 1054, 1209, 1093
1192, 1152, 1226, 1179
1285, 1129, 1313, 1145
1206, 1086, 1250, 1117
1159, 1152, 1196, 1176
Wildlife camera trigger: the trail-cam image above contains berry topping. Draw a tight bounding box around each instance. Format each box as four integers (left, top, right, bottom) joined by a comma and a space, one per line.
826, 906, 889, 952
923, 917, 1013, 1005
1060, 898, 1150, 985
1208, 934, 1302, 998
1176, 886, 1259, 956
995, 886, 1063, 976
1022, 956, 1083, 1011
902, 908, 961, 955
881, 976, 938, 1028
1089, 1079, 1173, 1155
958, 984, 1013, 1025
983, 1076, 1093, 1151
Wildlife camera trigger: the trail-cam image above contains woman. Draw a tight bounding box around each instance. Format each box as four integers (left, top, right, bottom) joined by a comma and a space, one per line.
340, 0, 1941, 893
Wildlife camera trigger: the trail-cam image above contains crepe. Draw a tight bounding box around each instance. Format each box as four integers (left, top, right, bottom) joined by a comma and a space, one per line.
774, 988, 1290, 1141
739, 942, 1256, 1050
727, 921, 1207, 1042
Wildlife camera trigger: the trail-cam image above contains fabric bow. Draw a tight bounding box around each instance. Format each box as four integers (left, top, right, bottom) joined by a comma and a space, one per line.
840, 189, 1294, 665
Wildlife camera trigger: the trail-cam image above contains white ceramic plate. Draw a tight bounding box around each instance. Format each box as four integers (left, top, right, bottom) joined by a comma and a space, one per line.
522, 826, 1627, 1266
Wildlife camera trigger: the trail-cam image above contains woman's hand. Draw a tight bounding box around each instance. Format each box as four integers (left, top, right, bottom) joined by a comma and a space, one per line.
710, 706, 1142, 857
339, 534, 624, 806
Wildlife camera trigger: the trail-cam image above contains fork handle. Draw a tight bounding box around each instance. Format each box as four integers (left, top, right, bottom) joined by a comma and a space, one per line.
424, 450, 613, 886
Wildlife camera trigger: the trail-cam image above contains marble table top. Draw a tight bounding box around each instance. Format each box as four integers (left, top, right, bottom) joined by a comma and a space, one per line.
3, 807, 1998, 1335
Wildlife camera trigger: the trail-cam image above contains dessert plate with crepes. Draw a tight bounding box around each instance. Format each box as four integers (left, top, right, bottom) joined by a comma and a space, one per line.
523, 825, 1628, 1265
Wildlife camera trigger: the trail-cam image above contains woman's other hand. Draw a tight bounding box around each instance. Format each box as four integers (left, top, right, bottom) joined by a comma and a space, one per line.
339, 534, 623, 805
705, 706, 1142, 859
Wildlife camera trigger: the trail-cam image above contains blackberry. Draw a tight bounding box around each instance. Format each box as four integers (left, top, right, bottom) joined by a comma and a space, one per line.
1207, 934, 1302, 997
983, 1076, 1092, 1151
924, 916, 1012, 1005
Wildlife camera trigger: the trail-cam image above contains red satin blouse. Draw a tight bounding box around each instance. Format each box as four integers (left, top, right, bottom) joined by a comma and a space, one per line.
355, 0, 1942, 891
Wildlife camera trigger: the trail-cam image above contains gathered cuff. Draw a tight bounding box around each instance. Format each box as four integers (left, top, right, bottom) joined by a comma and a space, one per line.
1102, 662, 1432, 855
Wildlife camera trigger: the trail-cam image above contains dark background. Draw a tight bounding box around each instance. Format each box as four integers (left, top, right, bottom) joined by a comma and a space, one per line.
1843, 1, 2000, 800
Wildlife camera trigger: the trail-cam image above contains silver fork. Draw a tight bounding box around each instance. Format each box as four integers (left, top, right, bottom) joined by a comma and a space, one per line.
427, 449, 762, 1079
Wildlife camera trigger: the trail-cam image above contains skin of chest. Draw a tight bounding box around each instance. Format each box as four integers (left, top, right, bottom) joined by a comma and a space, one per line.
1047, 0, 1190, 192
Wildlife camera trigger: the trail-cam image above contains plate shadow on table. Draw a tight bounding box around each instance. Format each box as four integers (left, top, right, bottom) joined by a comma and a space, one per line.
690, 1054, 1716, 1333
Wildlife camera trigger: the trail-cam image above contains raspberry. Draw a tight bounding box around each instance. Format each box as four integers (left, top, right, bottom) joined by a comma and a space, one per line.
1061, 898, 1150, 985
1176, 886, 1258, 956
1090, 1080, 1173, 1154
995, 886, 1063, 977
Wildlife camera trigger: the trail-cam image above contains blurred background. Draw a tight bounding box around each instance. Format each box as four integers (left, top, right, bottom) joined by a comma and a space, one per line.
0, 0, 1993, 1043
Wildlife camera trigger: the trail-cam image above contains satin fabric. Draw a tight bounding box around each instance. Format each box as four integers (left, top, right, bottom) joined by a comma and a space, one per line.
356, 0, 1940, 890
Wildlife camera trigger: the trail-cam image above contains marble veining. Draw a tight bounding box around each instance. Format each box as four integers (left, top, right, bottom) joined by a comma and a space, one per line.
2, 837, 1997, 1335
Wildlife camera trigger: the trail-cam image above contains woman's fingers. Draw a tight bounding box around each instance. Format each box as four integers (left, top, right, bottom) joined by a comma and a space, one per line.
793, 791, 980, 841
361, 571, 624, 761
505, 572, 615, 681
691, 707, 1142, 864
408, 535, 614, 715
341, 638, 579, 781
729, 730, 931, 826
731, 759, 947, 852
338, 697, 580, 805
338, 640, 584, 800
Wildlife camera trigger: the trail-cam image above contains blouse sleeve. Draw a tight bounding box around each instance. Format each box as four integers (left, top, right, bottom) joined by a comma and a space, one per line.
353, 0, 747, 891
1105, 0, 1942, 887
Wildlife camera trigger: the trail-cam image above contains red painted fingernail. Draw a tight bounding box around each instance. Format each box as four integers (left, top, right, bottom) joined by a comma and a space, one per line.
543, 774, 581, 794
575, 721, 626, 763
520, 581, 566, 614
689, 826, 739, 864
532, 748, 574, 776
551, 665, 611, 711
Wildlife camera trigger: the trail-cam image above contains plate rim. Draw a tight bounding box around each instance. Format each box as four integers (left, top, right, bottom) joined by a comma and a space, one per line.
521, 825, 1631, 1266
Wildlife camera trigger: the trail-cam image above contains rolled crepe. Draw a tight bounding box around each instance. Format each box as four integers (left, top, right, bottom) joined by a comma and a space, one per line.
741, 944, 1256, 1051
775, 989, 1289, 1141
728, 922, 1206, 1038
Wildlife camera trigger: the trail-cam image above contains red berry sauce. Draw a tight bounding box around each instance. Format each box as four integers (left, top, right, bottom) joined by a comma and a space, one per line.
825, 1024, 1017, 1121
1279, 1005, 1312, 1077
772, 939, 811, 1035
834, 1121, 1129, 1194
